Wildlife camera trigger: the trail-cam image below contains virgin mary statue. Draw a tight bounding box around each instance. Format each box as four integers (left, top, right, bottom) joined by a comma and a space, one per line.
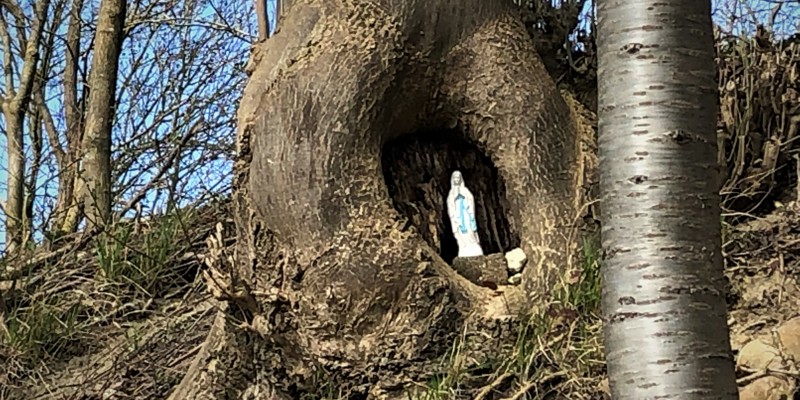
446, 170, 484, 258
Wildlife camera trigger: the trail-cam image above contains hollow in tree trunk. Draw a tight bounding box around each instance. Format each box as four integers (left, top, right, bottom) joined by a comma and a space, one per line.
170, 1, 590, 398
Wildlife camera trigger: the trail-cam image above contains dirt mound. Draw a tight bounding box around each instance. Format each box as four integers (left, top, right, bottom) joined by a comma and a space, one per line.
725, 201, 800, 398
0, 200, 233, 399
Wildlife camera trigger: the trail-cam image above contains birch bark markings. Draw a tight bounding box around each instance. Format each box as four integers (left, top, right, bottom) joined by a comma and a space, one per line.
597, 0, 738, 398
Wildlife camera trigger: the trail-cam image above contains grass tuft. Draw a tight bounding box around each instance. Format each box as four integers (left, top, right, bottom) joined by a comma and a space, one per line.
1, 207, 200, 383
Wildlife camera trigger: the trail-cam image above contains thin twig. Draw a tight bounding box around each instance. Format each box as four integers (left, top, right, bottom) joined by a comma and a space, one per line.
115, 119, 204, 219
503, 371, 567, 400
738, 366, 800, 386
474, 372, 514, 400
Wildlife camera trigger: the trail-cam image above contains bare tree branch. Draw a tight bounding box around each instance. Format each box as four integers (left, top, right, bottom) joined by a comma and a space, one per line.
255, 0, 268, 40
116, 118, 204, 218
0, 12, 15, 100
131, 16, 255, 42
12, 0, 49, 108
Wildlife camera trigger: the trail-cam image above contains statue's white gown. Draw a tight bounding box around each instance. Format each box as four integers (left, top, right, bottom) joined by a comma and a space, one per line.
446, 171, 484, 258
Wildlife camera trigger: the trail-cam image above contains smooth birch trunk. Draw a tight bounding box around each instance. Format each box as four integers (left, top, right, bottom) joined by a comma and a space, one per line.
597, 0, 738, 398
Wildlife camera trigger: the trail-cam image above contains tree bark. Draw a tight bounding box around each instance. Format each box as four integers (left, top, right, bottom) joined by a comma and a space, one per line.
254, 0, 269, 40
2, 109, 25, 252
25, 0, 64, 245
0, 0, 50, 253
597, 0, 737, 398
79, 0, 126, 230
50, 0, 86, 238
172, 0, 585, 397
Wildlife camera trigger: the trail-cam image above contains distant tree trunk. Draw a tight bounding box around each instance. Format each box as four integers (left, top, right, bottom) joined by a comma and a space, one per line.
0, 0, 50, 253
597, 0, 738, 398
25, 0, 64, 245
254, 0, 269, 40
275, 0, 289, 32
2, 109, 25, 252
25, 99, 44, 245
79, 0, 126, 230
50, 0, 86, 238
170, 0, 587, 398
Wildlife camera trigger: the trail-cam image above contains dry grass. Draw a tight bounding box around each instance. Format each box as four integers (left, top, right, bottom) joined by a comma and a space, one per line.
0, 200, 233, 398
401, 233, 605, 400
716, 27, 800, 217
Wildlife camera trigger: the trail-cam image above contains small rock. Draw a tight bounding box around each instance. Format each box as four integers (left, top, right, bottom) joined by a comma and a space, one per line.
508, 273, 522, 285
597, 377, 610, 397
737, 339, 782, 370
776, 316, 800, 361
505, 248, 527, 273
739, 376, 794, 400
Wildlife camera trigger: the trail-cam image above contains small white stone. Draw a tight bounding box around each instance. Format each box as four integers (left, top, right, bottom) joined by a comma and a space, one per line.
508, 273, 522, 285
505, 248, 527, 273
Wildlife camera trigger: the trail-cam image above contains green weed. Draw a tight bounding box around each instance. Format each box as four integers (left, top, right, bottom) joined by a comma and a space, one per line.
406, 333, 469, 400
560, 235, 602, 315
2, 208, 196, 373
2, 295, 84, 365
94, 209, 194, 298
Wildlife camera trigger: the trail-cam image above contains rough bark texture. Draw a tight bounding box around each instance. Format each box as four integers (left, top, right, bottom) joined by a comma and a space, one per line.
172, 0, 586, 398
451, 254, 508, 287
597, 0, 737, 398
50, 0, 85, 237
79, 0, 126, 230
0, 0, 50, 253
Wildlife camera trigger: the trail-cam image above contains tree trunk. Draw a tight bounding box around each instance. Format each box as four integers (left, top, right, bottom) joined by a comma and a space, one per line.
79, 0, 126, 230
597, 0, 737, 398
25, 96, 43, 245
171, 0, 585, 397
255, 0, 269, 40
50, 0, 86, 238
3, 109, 26, 252
0, 0, 50, 253
25, 0, 64, 245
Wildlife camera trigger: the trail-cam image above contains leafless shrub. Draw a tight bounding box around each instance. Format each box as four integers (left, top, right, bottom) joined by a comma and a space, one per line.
715, 18, 800, 217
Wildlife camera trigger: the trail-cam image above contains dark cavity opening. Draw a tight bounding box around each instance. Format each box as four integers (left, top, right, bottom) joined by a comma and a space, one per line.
381, 129, 519, 264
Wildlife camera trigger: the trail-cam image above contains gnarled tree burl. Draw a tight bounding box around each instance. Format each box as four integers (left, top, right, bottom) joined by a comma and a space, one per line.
171, 1, 588, 398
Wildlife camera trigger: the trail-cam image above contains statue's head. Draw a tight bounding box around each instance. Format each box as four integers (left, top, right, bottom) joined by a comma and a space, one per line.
451, 170, 463, 187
